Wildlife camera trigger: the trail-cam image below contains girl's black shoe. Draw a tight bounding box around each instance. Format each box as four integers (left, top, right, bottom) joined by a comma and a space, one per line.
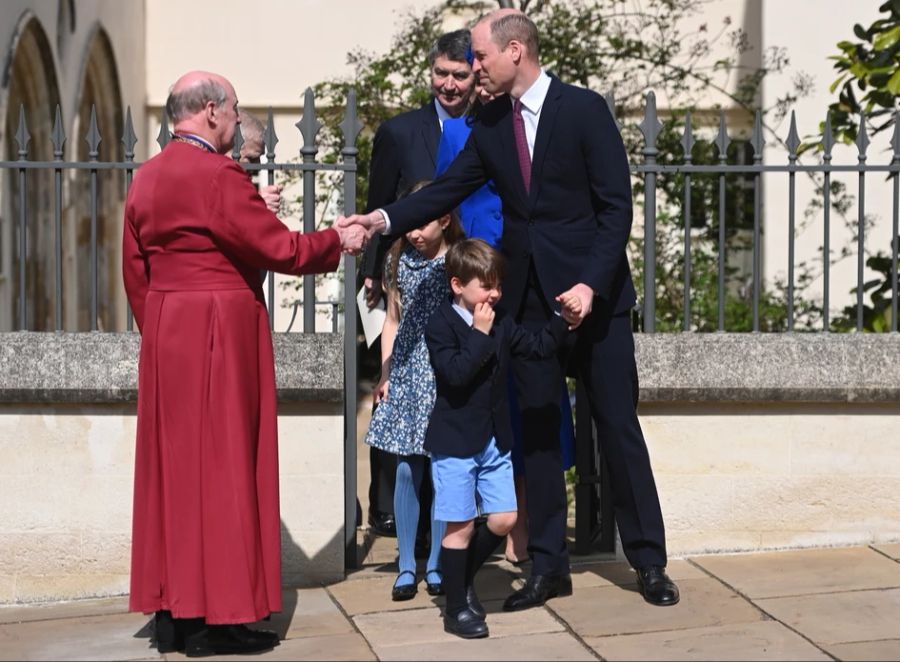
391, 570, 418, 601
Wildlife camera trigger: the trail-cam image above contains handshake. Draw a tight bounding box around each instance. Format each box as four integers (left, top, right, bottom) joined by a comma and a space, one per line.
261, 186, 386, 257
333, 211, 388, 256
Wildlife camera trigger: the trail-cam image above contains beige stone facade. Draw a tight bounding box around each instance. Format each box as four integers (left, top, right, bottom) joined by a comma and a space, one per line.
642, 402, 900, 556
0, 402, 344, 604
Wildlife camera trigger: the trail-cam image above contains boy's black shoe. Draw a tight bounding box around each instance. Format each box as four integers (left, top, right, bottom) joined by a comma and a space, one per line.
466, 586, 485, 619
184, 624, 279, 657
443, 608, 488, 639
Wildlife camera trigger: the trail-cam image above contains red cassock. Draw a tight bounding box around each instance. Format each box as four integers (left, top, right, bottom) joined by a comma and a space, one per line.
122, 141, 340, 624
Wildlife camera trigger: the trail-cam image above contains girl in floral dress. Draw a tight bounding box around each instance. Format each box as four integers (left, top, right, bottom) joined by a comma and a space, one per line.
364, 182, 465, 600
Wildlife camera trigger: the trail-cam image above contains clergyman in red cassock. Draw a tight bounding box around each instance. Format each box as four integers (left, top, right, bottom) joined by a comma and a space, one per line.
122, 70, 366, 657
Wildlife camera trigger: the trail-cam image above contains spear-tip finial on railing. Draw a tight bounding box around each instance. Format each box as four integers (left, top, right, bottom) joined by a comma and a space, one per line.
51, 104, 66, 159
750, 109, 765, 162
339, 88, 362, 153
157, 111, 170, 149
638, 91, 662, 156
856, 112, 870, 161
15, 105, 30, 159
786, 110, 801, 162
232, 123, 244, 161
714, 110, 730, 163
296, 87, 323, 156
680, 111, 694, 163
822, 112, 834, 162
122, 106, 138, 159
264, 107, 279, 160
86, 105, 101, 159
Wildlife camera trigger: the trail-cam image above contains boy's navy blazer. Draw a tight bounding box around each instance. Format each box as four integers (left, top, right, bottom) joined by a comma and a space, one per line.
383, 76, 636, 318
424, 299, 568, 458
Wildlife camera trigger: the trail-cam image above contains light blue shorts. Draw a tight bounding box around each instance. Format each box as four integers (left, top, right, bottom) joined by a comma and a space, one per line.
431, 437, 517, 522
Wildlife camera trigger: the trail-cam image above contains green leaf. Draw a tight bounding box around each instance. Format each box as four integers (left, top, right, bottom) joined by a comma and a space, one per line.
850, 62, 870, 78
873, 24, 900, 50
886, 68, 900, 94
854, 23, 869, 40
830, 73, 849, 93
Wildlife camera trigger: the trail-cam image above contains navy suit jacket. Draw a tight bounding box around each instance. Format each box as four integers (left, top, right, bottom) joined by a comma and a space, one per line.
424, 299, 568, 458
360, 102, 441, 279
384, 76, 636, 317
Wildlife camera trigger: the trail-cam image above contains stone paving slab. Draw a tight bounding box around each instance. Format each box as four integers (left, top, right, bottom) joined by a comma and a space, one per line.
374, 631, 597, 661
569, 559, 707, 590
757, 587, 900, 645
162, 632, 376, 661
0, 596, 130, 625
584, 620, 831, 661
692, 547, 900, 598
248, 588, 355, 640
548, 578, 763, 638
353, 599, 564, 650
330, 565, 519, 616
825, 639, 900, 661
873, 543, 900, 560
0, 611, 157, 661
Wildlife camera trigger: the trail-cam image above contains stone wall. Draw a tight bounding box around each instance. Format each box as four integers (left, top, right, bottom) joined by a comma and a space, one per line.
634, 334, 900, 556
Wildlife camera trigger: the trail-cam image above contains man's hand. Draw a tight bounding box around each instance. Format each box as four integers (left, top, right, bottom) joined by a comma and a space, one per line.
557, 291, 584, 330
335, 211, 387, 240
364, 277, 384, 309
473, 302, 495, 335
555, 283, 594, 327
335, 223, 367, 256
260, 184, 282, 214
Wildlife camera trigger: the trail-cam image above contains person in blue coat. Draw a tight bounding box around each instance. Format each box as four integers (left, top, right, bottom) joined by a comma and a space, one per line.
435, 81, 576, 566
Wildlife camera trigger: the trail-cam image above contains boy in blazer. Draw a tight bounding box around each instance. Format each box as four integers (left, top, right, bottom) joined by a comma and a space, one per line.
424, 239, 580, 638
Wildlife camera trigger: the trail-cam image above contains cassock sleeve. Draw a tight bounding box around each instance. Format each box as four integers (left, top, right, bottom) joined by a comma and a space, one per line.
122, 191, 149, 332
208, 160, 341, 276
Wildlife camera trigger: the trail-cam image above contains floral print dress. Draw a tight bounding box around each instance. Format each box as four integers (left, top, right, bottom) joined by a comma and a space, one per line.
364, 245, 449, 457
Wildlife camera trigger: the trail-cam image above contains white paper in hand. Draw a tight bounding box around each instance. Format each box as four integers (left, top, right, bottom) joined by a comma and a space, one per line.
357, 286, 386, 348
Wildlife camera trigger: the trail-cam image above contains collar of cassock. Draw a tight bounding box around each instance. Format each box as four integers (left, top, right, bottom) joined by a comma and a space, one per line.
172, 132, 216, 153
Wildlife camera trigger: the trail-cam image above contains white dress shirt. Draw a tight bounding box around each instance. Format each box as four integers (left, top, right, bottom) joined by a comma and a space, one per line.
511, 69, 552, 159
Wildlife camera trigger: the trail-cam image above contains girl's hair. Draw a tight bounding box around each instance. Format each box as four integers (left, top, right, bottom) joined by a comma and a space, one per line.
383, 180, 465, 293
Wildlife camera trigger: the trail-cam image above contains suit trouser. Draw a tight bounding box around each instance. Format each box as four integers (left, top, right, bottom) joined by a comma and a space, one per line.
511, 278, 667, 576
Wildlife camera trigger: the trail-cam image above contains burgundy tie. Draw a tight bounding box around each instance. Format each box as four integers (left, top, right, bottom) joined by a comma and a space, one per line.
512, 99, 531, 194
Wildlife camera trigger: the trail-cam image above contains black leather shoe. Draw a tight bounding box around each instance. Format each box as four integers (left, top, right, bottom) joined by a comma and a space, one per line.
443, 608, 489, 639
391, 571, 418, 601
636, 566, 680, 606
466, 585, 485, 619
153, 610, 180, 653
503, 573, 573, 611
184, 624, 278, 657
368, 510, 397, 537
425, 570, 444, 596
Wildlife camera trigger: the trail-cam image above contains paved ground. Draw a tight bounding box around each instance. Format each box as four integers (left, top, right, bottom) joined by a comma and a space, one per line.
1, 540, 900, 661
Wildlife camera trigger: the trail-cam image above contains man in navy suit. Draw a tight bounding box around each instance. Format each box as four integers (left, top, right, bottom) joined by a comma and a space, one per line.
361, 30, 476, 542
340, 9, 679, 609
